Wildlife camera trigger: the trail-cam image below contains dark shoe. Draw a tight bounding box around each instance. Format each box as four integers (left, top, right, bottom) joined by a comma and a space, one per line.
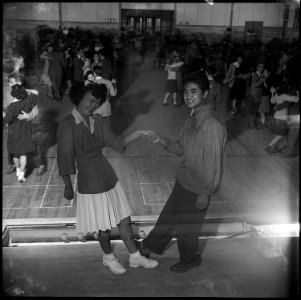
264, 145, 278, 154
282, 151, 298, 158
170, 256, 203, 273
135, 240, 151, 258
36, 165, 46, 176
163, 102, 169, 106
6, 165, 16, 175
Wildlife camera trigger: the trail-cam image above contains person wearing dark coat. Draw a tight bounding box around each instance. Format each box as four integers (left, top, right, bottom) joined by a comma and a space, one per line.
47, 44, 66, 101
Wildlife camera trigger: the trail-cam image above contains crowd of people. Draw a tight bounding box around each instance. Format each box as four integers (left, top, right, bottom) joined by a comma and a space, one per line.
2, 24, 300, 274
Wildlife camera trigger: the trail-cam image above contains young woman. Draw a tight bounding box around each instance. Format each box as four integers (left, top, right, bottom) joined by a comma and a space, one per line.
3, 84, 37, 182
162, 53, 183, 106
56, 83, 159, 275
264, 84, 299, 154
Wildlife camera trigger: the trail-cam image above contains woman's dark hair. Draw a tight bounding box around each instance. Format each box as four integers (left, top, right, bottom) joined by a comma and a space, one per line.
10, 84, 28, 100
84, 70, 94, 81
69, 82, 107, 106
276, 83, 289, 95
92, 65, 103, 76
183, 73, 209, 92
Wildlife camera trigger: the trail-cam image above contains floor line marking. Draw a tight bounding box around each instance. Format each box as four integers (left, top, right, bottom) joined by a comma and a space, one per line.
133, 158, 147, 205
3, 205, 73, 209
40, 160, 56, 208
3, 184, 64, 188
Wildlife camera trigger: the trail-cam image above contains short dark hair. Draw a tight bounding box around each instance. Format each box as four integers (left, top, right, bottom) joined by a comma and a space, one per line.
183, 73, 209, 92
69, 81, 107, 106
10, 84, 28, 100
92, 65, 103, 76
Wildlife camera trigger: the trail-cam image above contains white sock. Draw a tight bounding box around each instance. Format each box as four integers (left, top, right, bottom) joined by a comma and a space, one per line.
103, 252, 115, 260
129, 250, 140, 259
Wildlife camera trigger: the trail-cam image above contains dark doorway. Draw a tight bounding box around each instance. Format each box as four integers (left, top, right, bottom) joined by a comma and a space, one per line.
121, 9, 174, 33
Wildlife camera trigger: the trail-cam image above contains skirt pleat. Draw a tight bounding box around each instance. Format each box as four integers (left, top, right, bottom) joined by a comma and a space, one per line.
76, 181, 132, 234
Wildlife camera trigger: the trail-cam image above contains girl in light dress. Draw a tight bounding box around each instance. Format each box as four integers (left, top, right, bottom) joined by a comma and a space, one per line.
162, 52, 184, 106
57, 83, 159, 275
264, 84, 299, 154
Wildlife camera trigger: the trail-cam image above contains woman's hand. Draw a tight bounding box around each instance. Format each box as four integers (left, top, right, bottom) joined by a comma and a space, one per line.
17, 111, 30, 121
64, 186, 74, 200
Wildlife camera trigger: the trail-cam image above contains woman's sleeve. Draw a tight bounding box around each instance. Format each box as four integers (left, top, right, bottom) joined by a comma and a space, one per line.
3, 105, 14, 125
57, 119, 76, 176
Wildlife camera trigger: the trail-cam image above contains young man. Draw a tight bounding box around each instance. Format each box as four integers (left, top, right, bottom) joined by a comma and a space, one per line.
138, 74, 227, 273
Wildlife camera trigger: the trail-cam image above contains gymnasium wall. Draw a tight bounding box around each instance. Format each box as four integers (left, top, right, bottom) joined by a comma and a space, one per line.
3, 2, 299, 42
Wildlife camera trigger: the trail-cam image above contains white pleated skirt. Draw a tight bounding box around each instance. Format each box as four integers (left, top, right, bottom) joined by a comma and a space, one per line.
76, 181, 132, 234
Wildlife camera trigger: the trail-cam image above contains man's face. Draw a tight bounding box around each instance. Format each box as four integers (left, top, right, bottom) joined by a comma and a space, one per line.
183, 82, 208, 109
257, 64, 264, 73
78, 49, 84, 57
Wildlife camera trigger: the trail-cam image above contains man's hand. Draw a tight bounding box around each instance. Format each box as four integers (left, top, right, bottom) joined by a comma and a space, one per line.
196, 193, 210, 211
17, 111, 30, 121
64, 186, 74, 200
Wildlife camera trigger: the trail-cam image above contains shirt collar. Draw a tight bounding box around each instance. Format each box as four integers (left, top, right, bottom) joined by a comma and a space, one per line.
190, 104, 213, 127
72, 107, 96, 134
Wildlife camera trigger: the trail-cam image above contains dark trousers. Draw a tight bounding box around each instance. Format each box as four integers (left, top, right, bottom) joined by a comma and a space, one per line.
49, 75, 63, 101
143, 181, 207, 263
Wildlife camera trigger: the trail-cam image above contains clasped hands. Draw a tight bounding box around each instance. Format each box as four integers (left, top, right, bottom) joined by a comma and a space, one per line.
139, 130, 161, 144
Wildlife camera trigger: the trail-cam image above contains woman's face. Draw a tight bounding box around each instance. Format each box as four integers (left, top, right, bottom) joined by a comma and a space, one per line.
183, 82, 208, 110
237, 57, 243, 64
87, 74, 95, 82
94, 54, 99, 62
77, 91, 99, 117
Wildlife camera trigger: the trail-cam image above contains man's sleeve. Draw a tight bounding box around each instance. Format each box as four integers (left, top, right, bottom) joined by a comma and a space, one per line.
57, 119, 76, 176
187, 120, 227, 196
164, 125, 185, 156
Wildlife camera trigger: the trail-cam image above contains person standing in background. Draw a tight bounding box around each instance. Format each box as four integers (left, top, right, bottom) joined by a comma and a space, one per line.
47, 44, 66, 101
